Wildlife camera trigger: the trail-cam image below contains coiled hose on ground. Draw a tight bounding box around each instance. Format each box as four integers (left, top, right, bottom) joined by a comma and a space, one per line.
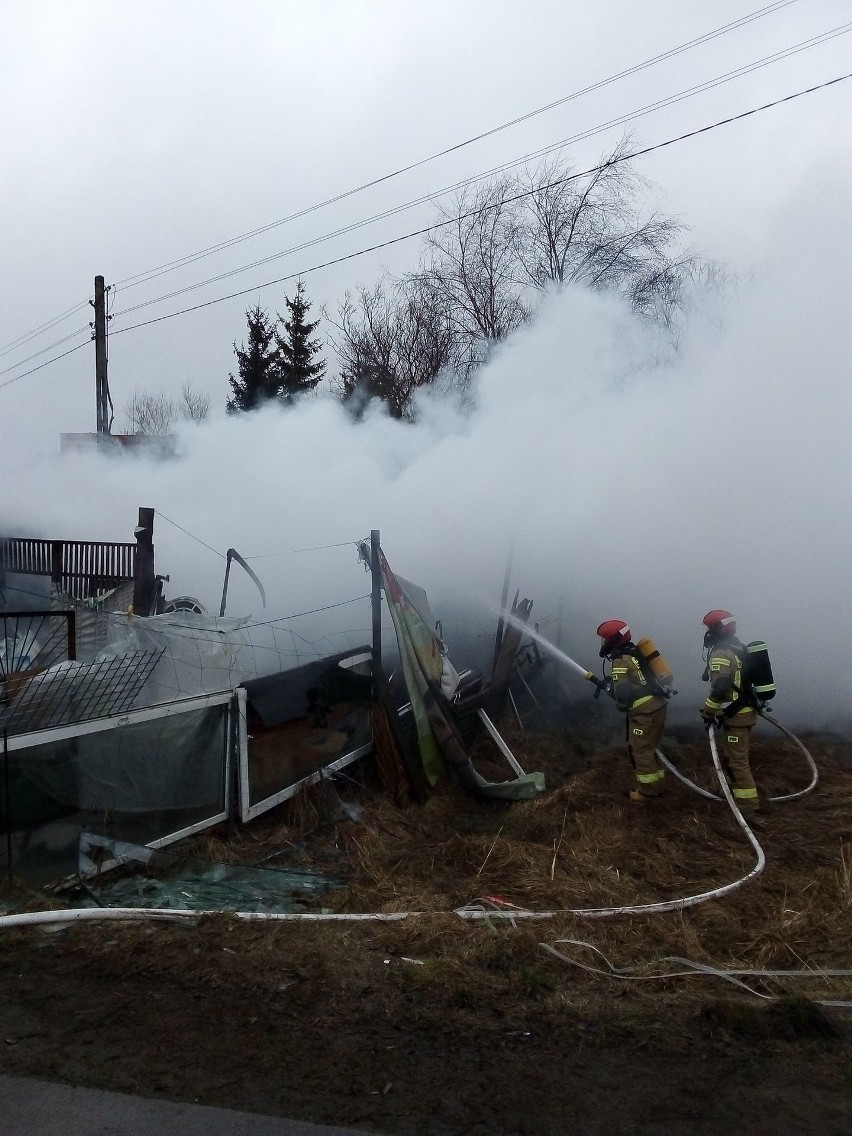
656, 710, 818, 803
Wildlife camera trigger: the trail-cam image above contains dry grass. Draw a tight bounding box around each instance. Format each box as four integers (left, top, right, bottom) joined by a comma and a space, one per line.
180, 727, 852, 1006
5, 723, 851, 1022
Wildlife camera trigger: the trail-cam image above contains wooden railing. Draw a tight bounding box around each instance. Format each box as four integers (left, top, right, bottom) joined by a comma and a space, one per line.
1, 538, 136, 601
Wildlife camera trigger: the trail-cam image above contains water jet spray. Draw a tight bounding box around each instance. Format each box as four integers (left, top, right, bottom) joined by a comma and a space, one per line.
495, 607, 601, 688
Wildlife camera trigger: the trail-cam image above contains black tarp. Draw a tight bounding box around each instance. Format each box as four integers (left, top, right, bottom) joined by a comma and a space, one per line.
241, 647, 372, 726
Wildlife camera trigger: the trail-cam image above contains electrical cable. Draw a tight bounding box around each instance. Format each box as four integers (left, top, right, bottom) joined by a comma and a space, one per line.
154, 511, 226, 559
0, 3, 798, 363
72, 593, 374, 640
104, 70, 852, 341
0, 340, 91, 392
110, 24, 852, 323
234, 595, 372, 631
110, 1, 801, 294
0, 327, 93, 379
0, 300, 90, 359
2, 68, 849, 394
243, 541, 364, 559
539, 939, 852, 1010
153, 509, 364, 562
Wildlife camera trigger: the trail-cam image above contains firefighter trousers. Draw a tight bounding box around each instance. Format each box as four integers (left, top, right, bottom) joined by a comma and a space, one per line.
627, 706, 666, 797
717, 723, 758, 808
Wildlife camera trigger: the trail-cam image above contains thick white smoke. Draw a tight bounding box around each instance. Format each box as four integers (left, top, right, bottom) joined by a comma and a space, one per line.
2, 179, 850, 728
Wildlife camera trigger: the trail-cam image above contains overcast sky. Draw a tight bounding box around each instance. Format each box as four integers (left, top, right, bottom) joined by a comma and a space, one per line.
2, 0, 849, 426
2, 1, 851, 724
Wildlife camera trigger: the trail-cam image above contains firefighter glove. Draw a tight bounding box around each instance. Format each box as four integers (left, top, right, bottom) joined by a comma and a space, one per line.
592, 676, 613, 700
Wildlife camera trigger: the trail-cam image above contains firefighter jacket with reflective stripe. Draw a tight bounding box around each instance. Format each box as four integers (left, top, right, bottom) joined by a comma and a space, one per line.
611, 649, 667, 714
703, 642, 757, 725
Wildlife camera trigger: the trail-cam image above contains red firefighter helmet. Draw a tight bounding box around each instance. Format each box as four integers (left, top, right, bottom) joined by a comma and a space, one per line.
702, 609, 737, 636
596, 619, 631, 655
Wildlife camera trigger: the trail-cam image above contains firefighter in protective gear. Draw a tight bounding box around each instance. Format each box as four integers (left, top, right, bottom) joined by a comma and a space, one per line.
700, 609, 759, 810
597, 620, 672, 802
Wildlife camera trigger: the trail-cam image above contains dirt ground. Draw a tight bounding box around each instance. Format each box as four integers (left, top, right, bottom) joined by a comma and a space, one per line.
1, 720, 851, 1136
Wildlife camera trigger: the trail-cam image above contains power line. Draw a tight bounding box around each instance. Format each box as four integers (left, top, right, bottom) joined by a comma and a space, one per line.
0, 299, 90, 360
2, 68, 849, 393
0, 1, 811, 361
109, 23, 852, 323
106, 71, 852, 339
0, 339, 90, 392
0, 326, 92, 379
110, 1, 800, 294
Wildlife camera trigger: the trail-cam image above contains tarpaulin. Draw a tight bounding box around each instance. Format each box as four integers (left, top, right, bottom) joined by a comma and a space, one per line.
379, 550, 544, 801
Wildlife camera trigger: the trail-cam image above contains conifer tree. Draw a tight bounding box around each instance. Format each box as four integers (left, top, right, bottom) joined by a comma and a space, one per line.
275, 281, 327, 404
226, 303, 279, 413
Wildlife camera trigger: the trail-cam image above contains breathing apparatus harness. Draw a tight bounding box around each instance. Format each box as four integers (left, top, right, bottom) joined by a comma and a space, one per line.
595, 638, 676, 704
701, 632, 776, 727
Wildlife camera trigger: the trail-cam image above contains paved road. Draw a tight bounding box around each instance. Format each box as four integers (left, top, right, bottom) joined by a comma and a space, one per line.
0, 1074, 386, 1136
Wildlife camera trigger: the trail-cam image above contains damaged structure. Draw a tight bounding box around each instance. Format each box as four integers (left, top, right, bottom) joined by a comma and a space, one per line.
1, 513, 543, 888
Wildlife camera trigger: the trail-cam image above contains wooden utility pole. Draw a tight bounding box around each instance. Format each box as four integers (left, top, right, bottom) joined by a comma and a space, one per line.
93, 275, 110, 435
133, 507, 155, 616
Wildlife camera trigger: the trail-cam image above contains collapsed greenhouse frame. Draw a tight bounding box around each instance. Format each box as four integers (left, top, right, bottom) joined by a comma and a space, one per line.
2, 518, 539, 891
2, 647, 375, 883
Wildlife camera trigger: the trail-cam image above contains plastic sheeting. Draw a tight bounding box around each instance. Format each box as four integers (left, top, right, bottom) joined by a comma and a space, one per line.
15, 703, 228, 813
100, 612, 372, 707
51, 581, 135, 661
85, 864, 342, 913
75, 835, 345, 913
3, 695, 233, 882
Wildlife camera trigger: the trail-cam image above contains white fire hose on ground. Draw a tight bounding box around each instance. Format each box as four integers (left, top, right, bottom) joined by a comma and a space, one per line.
0, 620, 821, 930
656, 710, 818, 803
0, 725, 765, 929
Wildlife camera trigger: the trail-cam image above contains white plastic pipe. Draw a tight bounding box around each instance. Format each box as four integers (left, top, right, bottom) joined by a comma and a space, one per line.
477, 708, 526, 776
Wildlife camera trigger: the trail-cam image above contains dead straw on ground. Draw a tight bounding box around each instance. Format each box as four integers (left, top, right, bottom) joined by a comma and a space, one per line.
4, 725, 852, 1021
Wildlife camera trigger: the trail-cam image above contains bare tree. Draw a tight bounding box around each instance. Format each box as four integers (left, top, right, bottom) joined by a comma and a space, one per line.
329, 278, 464, 420
423, 175, 530, 363
124, 389, 175, 434
179, 380, 210, 422
329, 146, 724, 415
123, 382, 210, 434
514, 144, 694, 325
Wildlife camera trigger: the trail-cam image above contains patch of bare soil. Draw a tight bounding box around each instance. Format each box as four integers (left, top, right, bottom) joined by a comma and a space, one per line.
1, 725, 851, 1135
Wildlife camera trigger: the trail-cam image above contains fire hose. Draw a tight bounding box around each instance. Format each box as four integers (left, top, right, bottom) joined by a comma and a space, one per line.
0, 724, 765, 929
0, 625, 814, 929
656, 710, 818, 803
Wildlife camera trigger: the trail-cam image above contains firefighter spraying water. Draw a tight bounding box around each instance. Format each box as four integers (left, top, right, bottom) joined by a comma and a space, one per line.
595, 620, 674, 802
496, 604, 814, 813
494, 609, 675, 801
